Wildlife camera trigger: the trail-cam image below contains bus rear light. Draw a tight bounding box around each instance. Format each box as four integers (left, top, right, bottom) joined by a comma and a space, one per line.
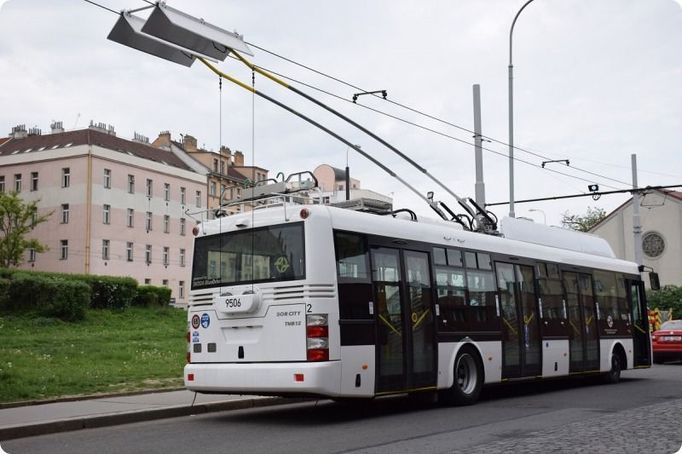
306, 325, 329, 338
307, 349, 329, 361
186, 352, 191, 363
307, 337, 329, 350
306, 314, 328, 326
306, 313, 329, 361
186, 331, 191, 343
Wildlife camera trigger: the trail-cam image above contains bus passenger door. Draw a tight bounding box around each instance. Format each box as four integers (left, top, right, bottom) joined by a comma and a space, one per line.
371, 247, 436, 393
563, 272, 600, 372
629, 280, 652, 367
496, 262, 542, 378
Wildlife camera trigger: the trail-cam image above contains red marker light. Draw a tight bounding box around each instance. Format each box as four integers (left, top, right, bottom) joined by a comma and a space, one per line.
187, 373, 194, 381
300, 208, 310, 219
192, 225, 200, 236
294, 373, 304, 382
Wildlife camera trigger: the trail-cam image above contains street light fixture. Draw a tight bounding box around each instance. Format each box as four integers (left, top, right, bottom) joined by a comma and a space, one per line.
508, 0, 537, 219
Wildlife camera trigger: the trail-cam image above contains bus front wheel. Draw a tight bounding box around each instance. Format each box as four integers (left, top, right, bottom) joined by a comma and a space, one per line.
440, 347, 483, 406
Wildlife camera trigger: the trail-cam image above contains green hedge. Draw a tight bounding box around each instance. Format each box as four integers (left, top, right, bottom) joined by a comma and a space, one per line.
133, 285, 172, 307
0, 269, 138, 311
3, 273, 90, 321
647, 285, 682, 319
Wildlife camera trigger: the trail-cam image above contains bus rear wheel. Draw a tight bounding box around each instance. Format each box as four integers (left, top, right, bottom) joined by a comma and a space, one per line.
440, 347, 483, 406
602, 352, 622, 384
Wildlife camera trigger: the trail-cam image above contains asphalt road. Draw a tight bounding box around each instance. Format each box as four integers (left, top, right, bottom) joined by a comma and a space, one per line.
5, 364, 682, 454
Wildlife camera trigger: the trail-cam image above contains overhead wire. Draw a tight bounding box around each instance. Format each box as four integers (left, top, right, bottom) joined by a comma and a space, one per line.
245, 41, 633, 188
238, 58, 621, 191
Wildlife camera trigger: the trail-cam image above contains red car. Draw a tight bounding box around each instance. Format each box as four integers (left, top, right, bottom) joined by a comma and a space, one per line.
652, 320, 682, 364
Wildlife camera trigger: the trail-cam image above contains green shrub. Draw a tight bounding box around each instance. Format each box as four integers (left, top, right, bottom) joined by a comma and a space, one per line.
133, 285, 171, 307
48, 279, 90, 321
647, 285, 682, 319
88, 276, 137, 310
2, 273, 89, 321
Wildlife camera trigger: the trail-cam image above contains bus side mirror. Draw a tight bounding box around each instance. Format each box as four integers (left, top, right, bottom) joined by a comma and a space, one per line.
649, 272, 661, 291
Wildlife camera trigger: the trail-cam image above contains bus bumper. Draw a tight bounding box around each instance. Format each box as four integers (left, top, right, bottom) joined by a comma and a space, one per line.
184, 361, 342, 396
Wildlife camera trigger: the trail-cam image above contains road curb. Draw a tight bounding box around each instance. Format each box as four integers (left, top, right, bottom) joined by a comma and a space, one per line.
0, 397, 302, 441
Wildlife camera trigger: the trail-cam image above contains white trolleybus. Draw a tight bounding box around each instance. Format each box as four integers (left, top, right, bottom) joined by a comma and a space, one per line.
184, 176, 651, 405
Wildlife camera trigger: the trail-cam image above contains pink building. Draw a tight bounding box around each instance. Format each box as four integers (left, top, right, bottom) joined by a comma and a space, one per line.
0, 123, 206, 304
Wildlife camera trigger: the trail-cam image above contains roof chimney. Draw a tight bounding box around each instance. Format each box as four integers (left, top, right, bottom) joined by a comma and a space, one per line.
88, 121, 116, 136
183, 134, 197, 152
234, 150, 245, 167
28, 127, 41, 136
152, 130, 172, 148
133, 132, 150, 144
50, 121, 64, 134
9, 124, 27, 139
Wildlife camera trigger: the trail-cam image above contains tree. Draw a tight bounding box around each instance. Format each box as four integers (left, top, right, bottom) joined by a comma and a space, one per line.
0, 192, 51, 267
560, 206, 607, 232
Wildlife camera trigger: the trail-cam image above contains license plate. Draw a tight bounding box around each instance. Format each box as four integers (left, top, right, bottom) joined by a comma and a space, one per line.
662, 336, 682, 341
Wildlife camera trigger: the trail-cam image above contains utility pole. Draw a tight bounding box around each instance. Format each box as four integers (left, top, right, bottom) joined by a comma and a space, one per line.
473, 84, 485, 207
631, 154, 643, 269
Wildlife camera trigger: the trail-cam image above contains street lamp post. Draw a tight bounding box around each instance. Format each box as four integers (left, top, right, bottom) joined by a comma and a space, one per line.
529, 208, 546, 224
508, 0, 537, 218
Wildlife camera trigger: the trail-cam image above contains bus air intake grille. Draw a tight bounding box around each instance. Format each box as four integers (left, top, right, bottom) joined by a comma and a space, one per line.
189, 291, 214, 306
267, 284, 336, 301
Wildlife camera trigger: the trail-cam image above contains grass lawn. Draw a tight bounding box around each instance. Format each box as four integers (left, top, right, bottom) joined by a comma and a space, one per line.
0, 307, 187, 404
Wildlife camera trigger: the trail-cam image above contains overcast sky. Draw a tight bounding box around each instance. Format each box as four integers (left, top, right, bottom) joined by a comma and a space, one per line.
1, 0, 681, 226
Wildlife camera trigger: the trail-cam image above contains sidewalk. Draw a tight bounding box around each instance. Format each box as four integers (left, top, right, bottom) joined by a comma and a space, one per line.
0, 390, 293, 441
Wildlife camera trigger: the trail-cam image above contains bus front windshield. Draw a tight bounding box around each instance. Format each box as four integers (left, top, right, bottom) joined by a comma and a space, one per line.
191, 222, 305, 289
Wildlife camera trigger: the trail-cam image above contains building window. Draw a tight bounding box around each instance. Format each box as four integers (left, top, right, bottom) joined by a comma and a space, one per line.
164, 215, 170, 233
128, 174, 135, 193
61, 204, 69, 224
144, 278, 151, 285
102, 239, 110, 260
103, 204, 111, 224
127, 208, 134, 227
14, 174, 21, 193
31, 172, 38, 191
126, 242, 134, 262
220, 160, 225, 175
213, 159, 218, 173
103, 169, 111, 189
60, 240, 68, 260
643, 232, 665, 258
180, 248, 186, 267
28, 248, 36, 263
146, 178, 153, 197
62, 168, 70, 188
195, 190, 201, 208
179, 281, 185, 299
180, 218, 186, 236
162, 279, 169, 287
0, 176, 5, 193
210, 181, 217, 197
145, 212, 152, 231
180, 187, 186, 205
163, 247, 170, 266
145, 244, 152, 264
164, 183, 170, 202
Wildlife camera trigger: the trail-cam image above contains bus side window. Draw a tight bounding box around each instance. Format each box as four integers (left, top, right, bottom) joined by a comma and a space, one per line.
334, 232, 372, 319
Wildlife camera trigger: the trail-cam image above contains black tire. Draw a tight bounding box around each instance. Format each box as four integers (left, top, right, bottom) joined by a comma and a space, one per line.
440, 347, 483, 406
603, 353, 622, 384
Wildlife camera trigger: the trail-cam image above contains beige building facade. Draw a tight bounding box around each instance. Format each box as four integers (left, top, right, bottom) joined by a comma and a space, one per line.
590, 190, 682, 287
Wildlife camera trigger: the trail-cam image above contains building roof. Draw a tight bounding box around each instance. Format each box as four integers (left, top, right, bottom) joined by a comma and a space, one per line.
0, 129, 195, 172
0, 137, 10, 147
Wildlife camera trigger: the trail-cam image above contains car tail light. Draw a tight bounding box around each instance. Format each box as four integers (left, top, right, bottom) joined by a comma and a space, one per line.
306, 313, 329, 361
